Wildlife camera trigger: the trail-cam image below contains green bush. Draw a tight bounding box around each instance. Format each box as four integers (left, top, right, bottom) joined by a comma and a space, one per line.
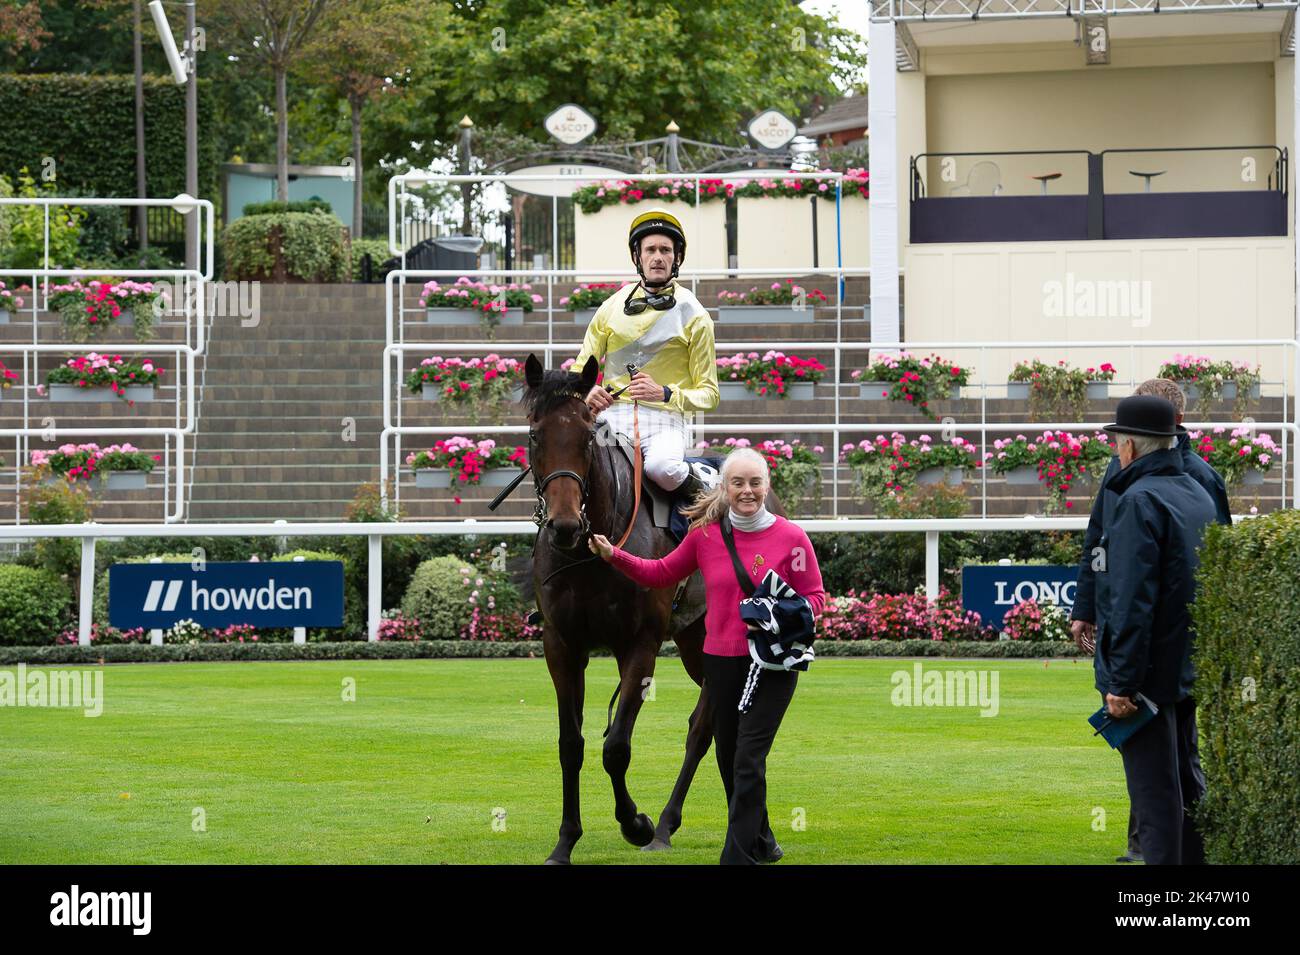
351, 238, 392, 281
242, 199, 333, 216
401, 555, 524, 640
221, 211, 350, 283
1192, 510, 1300, 864
0, 169, 84, 268
0, 74, 217, 200
0, 564, 73, 645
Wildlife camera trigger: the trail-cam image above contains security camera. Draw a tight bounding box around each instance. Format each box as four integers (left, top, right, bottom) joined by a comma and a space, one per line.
149, 0, 191, 86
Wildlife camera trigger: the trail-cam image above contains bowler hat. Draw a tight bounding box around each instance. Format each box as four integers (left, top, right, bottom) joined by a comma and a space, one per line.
1104, 394, 1179, 437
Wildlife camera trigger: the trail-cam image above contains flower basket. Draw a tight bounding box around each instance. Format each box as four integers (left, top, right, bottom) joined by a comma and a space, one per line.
31, 443, 160, 486
44, 353, 164, 407
985, 430, 1114, 512
561, 282, 626, 324
852, 352, 970, 420
1158, 354, 1261, 417
406, 437, 528, 499
915, 466, 966, 486
1006, 360, 1116, 420
842, 432, 979, 511
49, 279, 163, 342
417, 277, 540, 333
405, 355, 525, 416
715, 351, 826, 399
694, 437, 823, 516
715, 280, 827, 324
1187, 427, 1277, 486
0, 280, 25, 323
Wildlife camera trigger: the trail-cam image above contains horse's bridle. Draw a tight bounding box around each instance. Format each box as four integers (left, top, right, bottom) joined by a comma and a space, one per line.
529, 393, 598, 539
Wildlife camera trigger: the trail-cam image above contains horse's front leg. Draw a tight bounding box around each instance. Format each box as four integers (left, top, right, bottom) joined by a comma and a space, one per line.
604, 640, 659, 848
543, 629, 587, 864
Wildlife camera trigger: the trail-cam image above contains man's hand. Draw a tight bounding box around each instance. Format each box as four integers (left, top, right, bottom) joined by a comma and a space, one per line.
586, 385, 613, 413
1105, 693, 1138, 719
625, 371, 664, 402
1071, 619, 1096, 654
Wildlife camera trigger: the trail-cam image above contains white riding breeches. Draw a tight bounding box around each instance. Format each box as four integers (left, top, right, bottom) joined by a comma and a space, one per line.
598, 402, 690, 491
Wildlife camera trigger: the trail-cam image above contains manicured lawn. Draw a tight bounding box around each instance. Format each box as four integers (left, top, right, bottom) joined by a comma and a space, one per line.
0, 658, 1128, 864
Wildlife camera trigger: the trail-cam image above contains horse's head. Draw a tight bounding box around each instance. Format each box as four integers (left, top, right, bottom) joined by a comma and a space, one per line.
524, 353, 601, 551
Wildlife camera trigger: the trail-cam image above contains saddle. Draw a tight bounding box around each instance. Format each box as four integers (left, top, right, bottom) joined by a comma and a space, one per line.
602, 420, 721, 543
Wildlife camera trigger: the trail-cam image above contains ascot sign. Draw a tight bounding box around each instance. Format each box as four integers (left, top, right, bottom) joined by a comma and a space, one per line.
545, 104, 597, 145
109, 561, 344, 630
747, 109, 798, 151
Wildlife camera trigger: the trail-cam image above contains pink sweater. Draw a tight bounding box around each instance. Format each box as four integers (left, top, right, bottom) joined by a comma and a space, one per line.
608, 515, 827, 656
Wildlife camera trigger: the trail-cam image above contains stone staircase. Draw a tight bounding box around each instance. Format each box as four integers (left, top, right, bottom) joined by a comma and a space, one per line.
186, 285, 385, 521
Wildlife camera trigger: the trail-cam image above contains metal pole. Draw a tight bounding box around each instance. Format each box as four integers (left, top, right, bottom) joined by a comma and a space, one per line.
925, 530, 939, 605
79, 537, 96, 646
149, 556, 163, 645
368, 534, 382, 641
134, 0, 149, 252
184, 0, 198, 272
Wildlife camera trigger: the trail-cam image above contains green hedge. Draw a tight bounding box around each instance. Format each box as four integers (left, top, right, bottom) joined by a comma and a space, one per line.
1192, 510, 1300, 864
221, 211, 350, 282
0, 639, 1082, 665
351, 238, 392, 281
0, 565, 73, 646
0, 74, 217, 199
243, 199, 332, 217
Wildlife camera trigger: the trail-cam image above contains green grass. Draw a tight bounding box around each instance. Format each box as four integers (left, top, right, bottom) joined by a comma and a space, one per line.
0, 658, 1129, 864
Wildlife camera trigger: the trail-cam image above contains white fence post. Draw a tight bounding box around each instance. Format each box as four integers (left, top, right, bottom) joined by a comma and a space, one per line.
368, 534, 382, 642
149, 557, 164, 646
292, 555, 306, 644
925, 530, 939, 606
78, 536, 96, 646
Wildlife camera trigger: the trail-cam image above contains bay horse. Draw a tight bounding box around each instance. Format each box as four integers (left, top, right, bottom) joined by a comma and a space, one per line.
522, 353, 782, 864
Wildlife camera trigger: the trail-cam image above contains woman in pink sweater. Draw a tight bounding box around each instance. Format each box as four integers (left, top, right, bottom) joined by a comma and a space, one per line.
589, 447, 825, 864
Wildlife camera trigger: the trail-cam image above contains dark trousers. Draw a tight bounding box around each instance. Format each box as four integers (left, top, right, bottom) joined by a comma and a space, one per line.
1118, 695, 1207, 865
703, 652, 798, 865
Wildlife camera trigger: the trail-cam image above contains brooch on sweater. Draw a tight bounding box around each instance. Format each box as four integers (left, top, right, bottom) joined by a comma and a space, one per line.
750, 553, 765, 577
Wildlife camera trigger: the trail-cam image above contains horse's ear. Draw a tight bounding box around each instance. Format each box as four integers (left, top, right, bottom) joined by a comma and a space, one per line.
579, 355, 599, 392
524, 353, 544, 389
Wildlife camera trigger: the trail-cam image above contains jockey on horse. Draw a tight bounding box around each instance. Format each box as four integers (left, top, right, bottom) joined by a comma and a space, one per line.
575, 207, 719, 508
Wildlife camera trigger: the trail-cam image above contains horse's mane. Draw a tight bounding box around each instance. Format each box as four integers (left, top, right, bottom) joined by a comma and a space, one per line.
524, 368, 591, 420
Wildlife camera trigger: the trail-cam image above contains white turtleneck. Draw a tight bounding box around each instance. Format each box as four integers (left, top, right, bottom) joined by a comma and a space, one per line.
728, 505, 776, 533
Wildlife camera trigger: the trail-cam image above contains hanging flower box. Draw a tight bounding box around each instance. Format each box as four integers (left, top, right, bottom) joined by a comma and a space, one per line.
418, 277, 539, 329
406, 355, 525, 408
1006, 381, 1110, 400
561, 283, 626, 324
852, 352, 969, 420
406, 437, 528, 496
1158, 355, 1262, 414
915, 466, 966, 486
48, 280, 163, 342
0, 281, 26, 324
715, 351, 825, 399
1187, 427, 1277, 487
985, 430, 1115, 512
44, 353, 164, 406
714, 280, 827, 324
31, 443, 160, 488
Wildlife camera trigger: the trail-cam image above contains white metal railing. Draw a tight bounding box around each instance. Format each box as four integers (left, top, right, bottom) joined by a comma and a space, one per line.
379, 335, 1300, 516
870, 0, 1299, 21
0, 517, 1098, 646
0, 196, 214, 524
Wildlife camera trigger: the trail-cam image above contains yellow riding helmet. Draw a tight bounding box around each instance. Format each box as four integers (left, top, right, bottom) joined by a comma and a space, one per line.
628, 208, 687, 264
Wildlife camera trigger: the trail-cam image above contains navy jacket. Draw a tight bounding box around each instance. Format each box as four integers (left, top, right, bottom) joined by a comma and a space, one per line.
1073, 429, 1230, 625
1091, 448, 1217, 704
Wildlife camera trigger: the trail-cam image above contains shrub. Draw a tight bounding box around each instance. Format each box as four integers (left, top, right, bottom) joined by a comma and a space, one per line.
0, 169, 83, 268
242, 199, 332, 216
401, 555, 524, 640
350, 238, 392, 281
222, 211, 349, 283
0, 564, 73, 645
1191, 510, 1300, 863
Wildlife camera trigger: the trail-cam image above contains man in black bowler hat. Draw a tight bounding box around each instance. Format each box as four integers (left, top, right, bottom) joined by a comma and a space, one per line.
1094, 394, 1217, 865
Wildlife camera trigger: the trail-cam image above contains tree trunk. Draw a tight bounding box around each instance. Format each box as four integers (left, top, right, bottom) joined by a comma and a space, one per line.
351, 96, 363, 240
275, 64, 289, 202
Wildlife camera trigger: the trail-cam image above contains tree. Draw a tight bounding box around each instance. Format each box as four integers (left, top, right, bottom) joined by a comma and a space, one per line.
298, 0, 431, 236
209, 0, 332, 201
366, 0, 864, 173
0, 1, 48, 58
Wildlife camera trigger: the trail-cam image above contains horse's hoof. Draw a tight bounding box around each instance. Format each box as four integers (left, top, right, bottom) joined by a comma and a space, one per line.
641, 838, 672, 852
544, 856, 571, 865
621, 813, 655, 848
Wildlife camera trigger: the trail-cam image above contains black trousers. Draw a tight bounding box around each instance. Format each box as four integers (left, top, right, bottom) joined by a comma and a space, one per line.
1124, 696, 1206, 862
1118, 695, 1207, 865
703, 652, 798, 865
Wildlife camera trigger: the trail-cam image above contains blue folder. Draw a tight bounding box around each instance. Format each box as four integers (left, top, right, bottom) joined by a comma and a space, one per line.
1088, 694, 1159, 750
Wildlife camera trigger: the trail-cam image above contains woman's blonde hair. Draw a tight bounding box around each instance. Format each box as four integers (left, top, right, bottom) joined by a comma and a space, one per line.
682, 447, 770, 536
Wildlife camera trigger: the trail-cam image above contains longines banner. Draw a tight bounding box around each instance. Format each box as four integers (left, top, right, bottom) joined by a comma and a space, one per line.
960, 564, 1078, 632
